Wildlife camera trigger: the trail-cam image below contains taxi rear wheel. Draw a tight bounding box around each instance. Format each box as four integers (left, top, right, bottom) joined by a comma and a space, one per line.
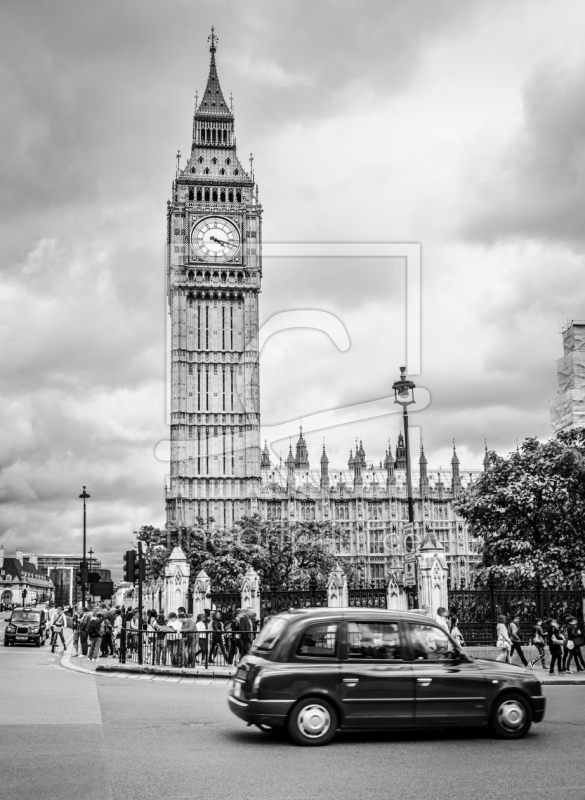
288, 697, 337, 747
490, 692, 532, 739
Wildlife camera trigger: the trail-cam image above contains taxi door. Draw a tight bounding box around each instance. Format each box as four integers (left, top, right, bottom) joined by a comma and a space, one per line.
339, 618, 415, 727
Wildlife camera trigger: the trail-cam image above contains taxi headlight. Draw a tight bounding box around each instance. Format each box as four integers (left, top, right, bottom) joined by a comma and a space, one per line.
7, 625, 16, 633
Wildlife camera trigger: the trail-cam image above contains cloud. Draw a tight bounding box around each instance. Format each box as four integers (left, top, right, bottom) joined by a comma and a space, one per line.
462, 54, 585, 246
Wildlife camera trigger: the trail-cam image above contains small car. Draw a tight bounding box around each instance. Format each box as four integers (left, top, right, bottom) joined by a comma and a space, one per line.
228, 608, 546, 746
4, 607, 48, 647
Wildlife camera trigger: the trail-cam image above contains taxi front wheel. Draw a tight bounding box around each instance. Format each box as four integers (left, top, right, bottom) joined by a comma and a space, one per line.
288, 698, 337, 747
490, 692, 533, 739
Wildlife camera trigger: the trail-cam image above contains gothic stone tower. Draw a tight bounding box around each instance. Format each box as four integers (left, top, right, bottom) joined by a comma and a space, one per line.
166, 30, 262, 530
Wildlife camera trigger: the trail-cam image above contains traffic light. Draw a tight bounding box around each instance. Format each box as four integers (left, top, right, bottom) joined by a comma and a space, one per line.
123, 550, 136, 583
77, 565, 89, 586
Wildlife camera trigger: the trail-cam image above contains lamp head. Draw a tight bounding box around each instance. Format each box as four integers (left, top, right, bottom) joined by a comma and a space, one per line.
392, 366, 416, 406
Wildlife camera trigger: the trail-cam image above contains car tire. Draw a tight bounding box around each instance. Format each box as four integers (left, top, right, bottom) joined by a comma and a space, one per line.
287, 697, 337, 747
490, 692, 533, 739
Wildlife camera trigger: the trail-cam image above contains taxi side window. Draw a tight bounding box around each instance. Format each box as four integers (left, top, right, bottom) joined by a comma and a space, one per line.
297, 623, 338, 658
407, 623, 457, 661
347, 621, 403, 660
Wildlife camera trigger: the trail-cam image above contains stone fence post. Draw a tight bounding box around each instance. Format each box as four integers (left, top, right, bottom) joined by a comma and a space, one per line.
164, 546, 190, 616
386, 571, 408, 611
193, 570, 211, 618
327, 563, 348, 607
241, 567, 261, 619
416, 534, 449, 617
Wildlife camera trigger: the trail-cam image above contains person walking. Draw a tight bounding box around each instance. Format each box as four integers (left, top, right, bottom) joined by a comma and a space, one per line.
529, 618, 547, 670
564, 617, 585, 673
71, 607, 85, 657
435, 607, 450, 633
495, 615, 512, 663
548, 619, 565, 675
50, 605, 68, 654
180, 611, 197, 667
509, 615, 529, 667
87, 610, 105, 662
193, 613, 208, 665
239, 608, 254, 656
226, 608, 242, 666
166, 612, 182, 666
450, 615, 465, 648
210, 612, 229, 664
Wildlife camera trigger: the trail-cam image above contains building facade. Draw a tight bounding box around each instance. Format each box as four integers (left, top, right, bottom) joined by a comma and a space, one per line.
25, 554, 107, 607
0, 548, 54, 607
550, 321, 585, 433
165, 30, 262, 532
164, 33, 484, 586
259, 431, 485, 587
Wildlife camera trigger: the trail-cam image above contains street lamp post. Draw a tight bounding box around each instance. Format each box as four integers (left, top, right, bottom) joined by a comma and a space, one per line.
79, 486, 90, 608
392, 366, 416, 524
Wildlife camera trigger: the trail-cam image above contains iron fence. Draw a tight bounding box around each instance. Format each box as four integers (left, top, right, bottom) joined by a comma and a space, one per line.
208, 592, 241, 622
261, 589, 327, 614
119, 628, 258, 669
348, 584, 387, 608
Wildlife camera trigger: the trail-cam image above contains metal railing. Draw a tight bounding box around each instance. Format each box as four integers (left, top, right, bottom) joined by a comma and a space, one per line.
118, 629, 258, 669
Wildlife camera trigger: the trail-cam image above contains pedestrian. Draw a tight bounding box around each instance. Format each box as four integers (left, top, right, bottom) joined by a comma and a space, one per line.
180, 610, 197, 667
435, 607, 449, 632
113, 607, 123, 657
227, 608, 242, 665
87, 610, 105, 662
450, 615, 465, 648
71, 606, 87, 657
548, 619, 565, 675
239, 608, 254, 656
509, 615, 529, 667
50, 605, 68, 653
210, 612, 229, 664
529, 617, 547, 670
155, 613, 168, 665
193, 613, 208, 664
563, 617, 585, 673
78, 606, 92, 656
495, 615, 512, 663
166, 612, 182, 666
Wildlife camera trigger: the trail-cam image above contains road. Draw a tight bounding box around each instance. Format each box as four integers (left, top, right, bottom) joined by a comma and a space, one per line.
1, 617, 585, 800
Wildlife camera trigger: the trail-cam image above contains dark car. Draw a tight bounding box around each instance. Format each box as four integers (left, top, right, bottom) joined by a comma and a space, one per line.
228, 608, 546, 746
4, 608, 48, 647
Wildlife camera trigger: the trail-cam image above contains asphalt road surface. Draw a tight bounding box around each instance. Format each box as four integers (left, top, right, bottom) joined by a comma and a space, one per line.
1, 619, 585, 800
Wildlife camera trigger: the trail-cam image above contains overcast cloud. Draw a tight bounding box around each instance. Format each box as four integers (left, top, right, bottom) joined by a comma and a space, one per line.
1, 0, 584, 577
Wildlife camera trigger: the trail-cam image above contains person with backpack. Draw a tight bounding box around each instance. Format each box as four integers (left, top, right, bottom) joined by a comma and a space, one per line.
563, 617, 585, 673
78, 607, 92, 656
50, 605, 68, 654
87, 610, 105, 662
548, 619, 565, 675
71, 606, 87, 657
529, 617, 547, 670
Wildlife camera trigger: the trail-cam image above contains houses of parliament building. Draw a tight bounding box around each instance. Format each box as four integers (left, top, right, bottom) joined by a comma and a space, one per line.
165, 31, 484, 587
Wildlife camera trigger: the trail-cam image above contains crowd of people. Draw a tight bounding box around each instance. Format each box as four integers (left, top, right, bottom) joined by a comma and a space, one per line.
44, 604, 262, 667
493, 614, 585, 673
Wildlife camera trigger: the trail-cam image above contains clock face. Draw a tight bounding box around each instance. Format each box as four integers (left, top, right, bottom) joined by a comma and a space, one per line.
190, 216, 241, 263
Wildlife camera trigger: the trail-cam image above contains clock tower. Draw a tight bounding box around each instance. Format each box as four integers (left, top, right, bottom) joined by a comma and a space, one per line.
166, 29, 262, 530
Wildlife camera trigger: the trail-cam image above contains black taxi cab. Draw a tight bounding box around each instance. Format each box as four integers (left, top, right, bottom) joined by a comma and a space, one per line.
228, 608, 545, 746
4, 607, 48, 647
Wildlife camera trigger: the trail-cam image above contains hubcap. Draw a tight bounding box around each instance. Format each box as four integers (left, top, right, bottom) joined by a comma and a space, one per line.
497, 699, 526, 731
297, 704, 331, 738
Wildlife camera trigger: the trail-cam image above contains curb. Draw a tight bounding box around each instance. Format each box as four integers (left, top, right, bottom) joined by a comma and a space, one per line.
96, 663, 235, 679
60, 651, 95, 676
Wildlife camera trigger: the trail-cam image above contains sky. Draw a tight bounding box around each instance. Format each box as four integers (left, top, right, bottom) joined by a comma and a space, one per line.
1, 0, 584, 577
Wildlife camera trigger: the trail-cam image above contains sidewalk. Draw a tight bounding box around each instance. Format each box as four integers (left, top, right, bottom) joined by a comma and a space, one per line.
61, 651, 234, 683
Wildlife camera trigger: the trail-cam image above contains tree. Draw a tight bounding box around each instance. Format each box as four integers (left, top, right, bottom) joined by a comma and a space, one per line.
135, 515, 348, 592
454, 428, 585, 587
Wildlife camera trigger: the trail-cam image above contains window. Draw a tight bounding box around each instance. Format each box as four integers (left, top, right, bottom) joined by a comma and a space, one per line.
188, 188, 194, 201
347, 621, 402, 660
253, 617, 287, 651
407, 623, 457, 661
369, 530, 384, 554
297, 623, 337, 658
198, 157, 204, 164
190, 167, 195, 174
197, 189, 202, 201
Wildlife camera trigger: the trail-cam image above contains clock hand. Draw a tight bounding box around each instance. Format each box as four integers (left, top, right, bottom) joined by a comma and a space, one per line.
210, 235, 228, 246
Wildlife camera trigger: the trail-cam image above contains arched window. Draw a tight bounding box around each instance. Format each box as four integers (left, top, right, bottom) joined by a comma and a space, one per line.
204, 167, 210, 175
219, 168, 225, 176
212, 157, 217, 164
190, 167, 195, 174
188, 270, 194, 281
229, 272, 235, 280
196, 271, 203, 279
223, 130, 227, 143
236, 190, 241, 203
237, 272, 243, 284
228, 190, 234, 202
204, 271, 211, 282
234, 169, 239, 175
226, 158, 231, 165
212, 271, 219, 281
196, 188, 202, 201
212, 188, 218, 201
206, 129, 211, 142
204, 188, 210, 201
220, 189, 226, 202
212, 129, 216, 143
198, 156, 204, 164
188, 188, 194, 201
220, 272, 226, 282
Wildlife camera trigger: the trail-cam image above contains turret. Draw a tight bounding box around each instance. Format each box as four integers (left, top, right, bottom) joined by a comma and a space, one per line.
295, 426, 310, 470
483, 441, 490, 472
451, 440, 461, 496
348, 449, 354, 470
260, 440, 271, 469
285, 443, 295, 488
320, 442, 330, 489
419, 442, 429, 496
395, 432, 407, 471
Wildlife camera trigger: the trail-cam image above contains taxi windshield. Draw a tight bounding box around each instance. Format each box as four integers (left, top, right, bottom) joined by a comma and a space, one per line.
11, 611, 41, 623
252, 617, 287, 651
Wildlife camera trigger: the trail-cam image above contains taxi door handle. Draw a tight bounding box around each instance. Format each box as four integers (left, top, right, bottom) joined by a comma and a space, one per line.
343, 678, 359, 686
417, 678, 432, 686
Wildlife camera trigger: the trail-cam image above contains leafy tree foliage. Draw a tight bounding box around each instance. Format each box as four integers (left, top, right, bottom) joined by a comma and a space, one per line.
454, 429, 585, 588
135, 516, 348, 591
